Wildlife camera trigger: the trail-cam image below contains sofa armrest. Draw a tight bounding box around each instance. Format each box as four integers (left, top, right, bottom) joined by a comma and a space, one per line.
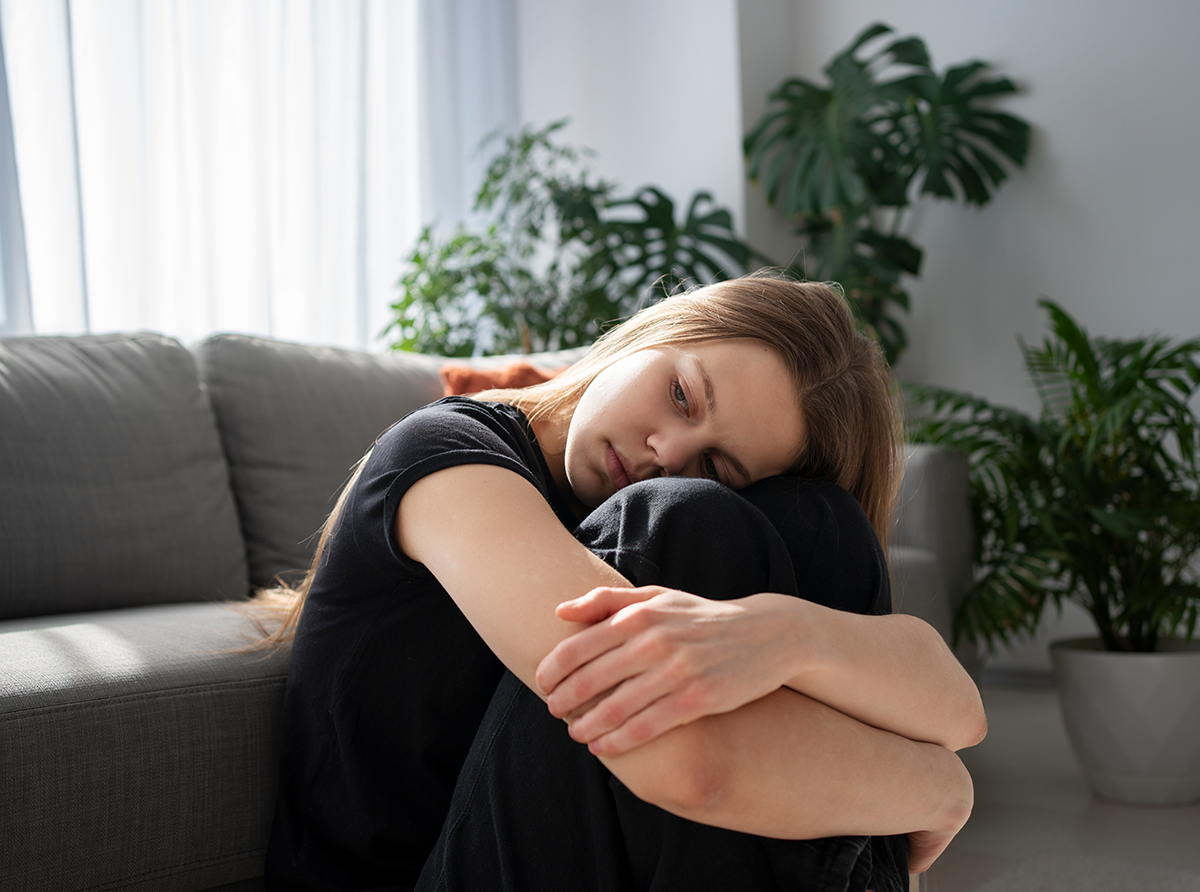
893, 444, 973, 601
889, 444, 978, 674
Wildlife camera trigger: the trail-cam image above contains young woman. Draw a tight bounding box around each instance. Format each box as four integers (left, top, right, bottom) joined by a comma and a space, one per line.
259, 275, 984, 892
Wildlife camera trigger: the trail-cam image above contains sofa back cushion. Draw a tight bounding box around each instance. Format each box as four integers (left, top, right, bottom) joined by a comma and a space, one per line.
0, 333, 248, 620
195, 335, 447, 588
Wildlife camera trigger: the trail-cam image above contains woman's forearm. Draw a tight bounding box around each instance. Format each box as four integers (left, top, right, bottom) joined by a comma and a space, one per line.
601, 685, 973, 847
540, 587, 985, 758
766, 594, 987, 751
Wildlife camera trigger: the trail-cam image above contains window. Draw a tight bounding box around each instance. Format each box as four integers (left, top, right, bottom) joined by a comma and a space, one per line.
0, 0, 516, 351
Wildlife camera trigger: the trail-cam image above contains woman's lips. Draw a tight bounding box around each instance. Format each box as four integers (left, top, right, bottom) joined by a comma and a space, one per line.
605, 445, 632, 491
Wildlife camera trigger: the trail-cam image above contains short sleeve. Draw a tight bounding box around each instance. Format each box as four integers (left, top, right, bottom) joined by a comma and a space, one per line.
342, 398, 557, 577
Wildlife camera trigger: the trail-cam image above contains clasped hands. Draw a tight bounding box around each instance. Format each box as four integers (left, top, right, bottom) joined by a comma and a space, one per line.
535, 585, 807, 758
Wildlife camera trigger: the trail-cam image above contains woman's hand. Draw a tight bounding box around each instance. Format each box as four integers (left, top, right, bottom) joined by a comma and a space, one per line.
536, 586, 805, 756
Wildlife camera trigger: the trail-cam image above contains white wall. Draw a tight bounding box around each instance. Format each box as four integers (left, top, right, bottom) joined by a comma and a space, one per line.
514, 0, 745, 231
745, 0, 1200, 411
742, 0, 1200, 674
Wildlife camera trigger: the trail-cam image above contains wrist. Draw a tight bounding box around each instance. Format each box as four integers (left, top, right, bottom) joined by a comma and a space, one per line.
743, 592, 821, 689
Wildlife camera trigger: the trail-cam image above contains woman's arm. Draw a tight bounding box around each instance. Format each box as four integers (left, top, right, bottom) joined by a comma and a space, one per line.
616, 686, 973, 874
398, 464, 972, 852
539, 586, 987, 755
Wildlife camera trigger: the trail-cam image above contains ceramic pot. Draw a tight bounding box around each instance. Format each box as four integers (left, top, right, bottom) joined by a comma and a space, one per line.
1050, 637, 1200, 806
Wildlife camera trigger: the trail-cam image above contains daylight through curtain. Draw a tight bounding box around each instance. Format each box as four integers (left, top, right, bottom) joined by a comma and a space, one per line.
0, 0, 424, 350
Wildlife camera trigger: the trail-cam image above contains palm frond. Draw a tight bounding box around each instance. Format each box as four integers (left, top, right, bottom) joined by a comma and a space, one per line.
906, 300, 1200, 651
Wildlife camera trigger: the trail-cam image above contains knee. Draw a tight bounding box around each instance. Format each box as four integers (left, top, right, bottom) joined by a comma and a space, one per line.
592, 476, 759, 547
577, 477, 794, 597
604, 477, 734, 521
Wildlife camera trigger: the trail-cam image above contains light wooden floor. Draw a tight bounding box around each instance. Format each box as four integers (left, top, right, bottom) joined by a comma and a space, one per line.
923, 685, 1200, 891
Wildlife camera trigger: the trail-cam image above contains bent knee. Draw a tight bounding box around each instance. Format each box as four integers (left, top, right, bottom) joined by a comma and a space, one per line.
612, 475, 743, 517
577, 476, 791, 596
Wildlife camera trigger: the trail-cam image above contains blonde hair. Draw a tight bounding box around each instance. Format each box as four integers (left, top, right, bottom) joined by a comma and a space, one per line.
251, 273, 901, 647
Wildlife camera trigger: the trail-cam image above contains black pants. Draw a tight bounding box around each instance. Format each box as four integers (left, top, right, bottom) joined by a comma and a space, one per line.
416, 477, 908, 892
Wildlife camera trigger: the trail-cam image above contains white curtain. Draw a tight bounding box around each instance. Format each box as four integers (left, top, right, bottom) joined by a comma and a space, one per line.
420, 0, 519, 232
0, 7, 30, 335
0, 0, 517, 350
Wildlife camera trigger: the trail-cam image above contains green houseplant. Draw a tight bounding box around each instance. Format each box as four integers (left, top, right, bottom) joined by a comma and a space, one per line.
907, 299, 1200, 654
908, 299, 1200, 805
386, 121, 762, 356
744, 23, 1031, 362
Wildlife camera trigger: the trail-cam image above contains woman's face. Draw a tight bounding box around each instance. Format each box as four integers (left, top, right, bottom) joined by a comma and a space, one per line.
563, 339, 807, 509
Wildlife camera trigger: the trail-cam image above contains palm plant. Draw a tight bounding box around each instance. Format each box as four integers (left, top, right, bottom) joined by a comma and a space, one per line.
387, 121, 761, 356
908, 299, 1200, 653
744, 23, 1031, 362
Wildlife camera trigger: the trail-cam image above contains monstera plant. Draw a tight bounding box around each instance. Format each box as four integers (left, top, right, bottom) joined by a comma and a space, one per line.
386, 121, 762, 357
744, 23, 1031, 362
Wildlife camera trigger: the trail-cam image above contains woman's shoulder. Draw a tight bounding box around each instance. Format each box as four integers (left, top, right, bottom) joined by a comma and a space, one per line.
363, 396, 559, 510
376, 396, 532, 459
353, 395, 577, 537
389, 394, 527, 430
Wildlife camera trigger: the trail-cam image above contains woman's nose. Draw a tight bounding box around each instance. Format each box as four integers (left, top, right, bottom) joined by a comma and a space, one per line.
648, 431, 698, 478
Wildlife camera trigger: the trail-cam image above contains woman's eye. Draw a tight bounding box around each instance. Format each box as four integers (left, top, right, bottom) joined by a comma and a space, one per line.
672, 381, 688, 411
703, 454, 720, 481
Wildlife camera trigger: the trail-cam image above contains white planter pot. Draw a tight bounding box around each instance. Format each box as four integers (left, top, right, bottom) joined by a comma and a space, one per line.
1050, 637, 1200, 806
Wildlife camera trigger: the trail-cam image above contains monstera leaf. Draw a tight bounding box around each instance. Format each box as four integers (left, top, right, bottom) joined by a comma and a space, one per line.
744, 24, 934, 220
744, 24, 1030, 363
795, 212, 921, 362
745, 23, 1028, 218
578, 188, 759, 307
883, 61, 1031, 205
389, 122, 763, 356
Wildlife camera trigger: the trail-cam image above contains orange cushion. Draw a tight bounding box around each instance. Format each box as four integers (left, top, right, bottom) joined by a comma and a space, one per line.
438, 361, 563, 397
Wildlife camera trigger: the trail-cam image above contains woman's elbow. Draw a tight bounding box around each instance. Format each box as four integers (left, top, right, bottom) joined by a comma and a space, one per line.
949, 689, 988, 751
612, 720, 733, 817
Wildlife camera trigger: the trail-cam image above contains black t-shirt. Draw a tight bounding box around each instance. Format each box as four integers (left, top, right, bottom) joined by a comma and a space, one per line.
265, 398, 578, 892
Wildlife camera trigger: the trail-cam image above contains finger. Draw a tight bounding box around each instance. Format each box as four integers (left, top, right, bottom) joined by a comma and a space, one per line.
545, 606, 689, 717
584, 684, 709, 757
565, 660, 683, 742
550, 640, 670, 725
536, 616, 630, 697
539, 589, 672, 696
554, 585, 664, 622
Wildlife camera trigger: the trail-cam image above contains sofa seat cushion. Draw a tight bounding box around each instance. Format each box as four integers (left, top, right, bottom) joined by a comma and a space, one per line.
0, 602, 290, 892
0, 333, 248, 619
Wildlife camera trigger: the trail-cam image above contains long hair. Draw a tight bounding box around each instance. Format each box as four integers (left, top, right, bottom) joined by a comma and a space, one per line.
481, 273, 901, 540
250, 273, 901, 647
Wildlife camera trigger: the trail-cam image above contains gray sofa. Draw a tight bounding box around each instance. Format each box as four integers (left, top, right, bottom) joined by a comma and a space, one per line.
0, 331, 972, 892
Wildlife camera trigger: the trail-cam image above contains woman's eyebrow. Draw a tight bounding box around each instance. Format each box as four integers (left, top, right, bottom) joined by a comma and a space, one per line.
694, 359, 717, 416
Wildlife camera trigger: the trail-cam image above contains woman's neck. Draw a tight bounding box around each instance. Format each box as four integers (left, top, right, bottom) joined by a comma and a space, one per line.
531, 411, 588, 519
